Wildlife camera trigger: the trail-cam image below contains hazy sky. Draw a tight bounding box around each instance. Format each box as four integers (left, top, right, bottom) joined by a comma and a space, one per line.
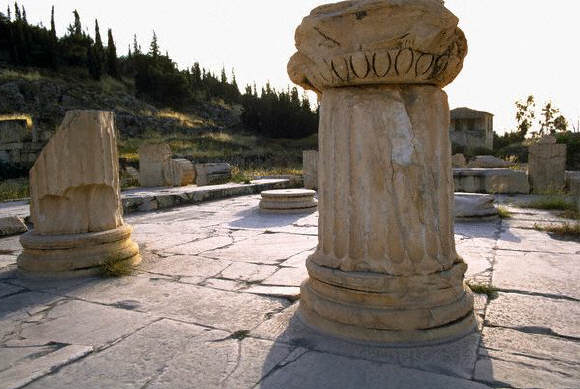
14, 0, 580, 134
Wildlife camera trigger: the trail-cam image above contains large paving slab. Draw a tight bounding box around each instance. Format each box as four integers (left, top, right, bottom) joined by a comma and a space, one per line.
475, 326, 580, 389
258, 350, 491, 389
493, 250, 580, 300
24, 319, 304, 389
62, 276, 290, 332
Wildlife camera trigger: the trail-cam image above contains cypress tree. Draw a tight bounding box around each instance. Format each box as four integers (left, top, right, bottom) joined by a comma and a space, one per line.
92, 19, 105, 79
106, 28, 119, 78
7, 5, 10, 21
14, 3, 20, 21
50, 6, 56, 38
72, 10, 81, 36
21, 5, 26, 24
132, 34, 140, 54
149, 30, 159, 58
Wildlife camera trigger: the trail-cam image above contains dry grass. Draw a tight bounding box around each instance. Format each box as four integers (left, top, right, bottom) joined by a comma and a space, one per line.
0, 114, 34, 128
524, 196, 575, 211
101, 257, 136, 277
467, 282, 499, 299
156, 110, 208, 128
496, 205, 512, 219
0, 69, 43, 82
534, 222, 580, 237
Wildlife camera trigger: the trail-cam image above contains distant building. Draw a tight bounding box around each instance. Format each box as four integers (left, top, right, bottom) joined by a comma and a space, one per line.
449, 107, 494, 151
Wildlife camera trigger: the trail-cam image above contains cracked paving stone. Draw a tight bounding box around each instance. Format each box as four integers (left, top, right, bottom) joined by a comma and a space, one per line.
220, 262, 278, 283
201, 278, 245, 292
244, 285, 301, 301
493, 250, 580, 300
159, 235, 237, 256
0, 292, 63, 341
24, 319, 303, 389
64, 276, 290, 332
262, 266, 308, 287
0, 344, 93, 389
474, 326, 580, 389
138, 233, 209, 252
251, 303, 482, 380
17, 299, 156, 347
497, 227, 580, 254
0, 282, 24, 298
485, 292, 580, 338
204, 233, 318, 265
139, 254, 231, 279
279, 249, 314, 268
258, 350, 491, 389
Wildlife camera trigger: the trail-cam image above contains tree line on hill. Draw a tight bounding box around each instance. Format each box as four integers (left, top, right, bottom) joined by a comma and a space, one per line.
0, 3, 318, 139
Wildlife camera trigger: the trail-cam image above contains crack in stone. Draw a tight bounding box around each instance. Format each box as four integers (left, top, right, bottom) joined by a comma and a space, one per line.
497, 288, 579, 302
484, 323, 580, 343
252, 348, 309, 388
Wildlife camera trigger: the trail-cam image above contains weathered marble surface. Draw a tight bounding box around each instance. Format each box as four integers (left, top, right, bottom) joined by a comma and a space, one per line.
528, 142, 567, 193
17, 111, 140, 276
0, 195, 578, 388
288, 0, 467, 94
138, 142, 172, 187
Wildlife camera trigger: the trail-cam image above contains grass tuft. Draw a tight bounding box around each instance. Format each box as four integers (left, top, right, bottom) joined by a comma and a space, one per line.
524, 196, 576, 211
533, 222, 580, 237
496, 205, 512, 219
0, 180, 29, 202
467, 282, 499, 300
101, 257, 136, 277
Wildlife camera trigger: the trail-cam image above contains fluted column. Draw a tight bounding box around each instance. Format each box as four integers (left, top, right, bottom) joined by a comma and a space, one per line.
289, 0, 476, 343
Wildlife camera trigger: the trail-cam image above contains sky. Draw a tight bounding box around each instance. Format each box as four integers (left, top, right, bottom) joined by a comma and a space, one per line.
12, 0, 580, 134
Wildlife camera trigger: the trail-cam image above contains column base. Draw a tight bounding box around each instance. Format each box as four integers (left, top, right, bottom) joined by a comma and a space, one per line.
17, 224, 141, 278
299, 257, 477, 345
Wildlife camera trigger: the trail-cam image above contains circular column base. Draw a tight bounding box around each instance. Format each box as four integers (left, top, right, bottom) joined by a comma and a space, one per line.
259, 189, 318, 214
17, 224, 141, 278
299, 257, 478, 345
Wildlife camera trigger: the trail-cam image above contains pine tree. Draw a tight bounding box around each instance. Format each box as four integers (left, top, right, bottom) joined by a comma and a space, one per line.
220, 67, 227, 84
21, 5, 26, 24
50, 6, 56, 38
106, 28, 119, 78
149, 30, 159, 58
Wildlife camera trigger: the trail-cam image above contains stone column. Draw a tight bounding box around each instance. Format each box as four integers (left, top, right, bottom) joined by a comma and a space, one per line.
18, 111, 141, 276
288, 0, 476, 343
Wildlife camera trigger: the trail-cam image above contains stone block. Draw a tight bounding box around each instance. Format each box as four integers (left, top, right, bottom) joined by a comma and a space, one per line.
451, 153, 466, 168
303, 150, 318, 189
454, 168, 529, 194
169, 158, 195, 187
195, 163, 231, 186
0, 119, 28, 144
454, 193, 498, 220
528, 142, 567, 193
138, 143, 172, 187
0, 216, 27, 237
467, 155, 512, 168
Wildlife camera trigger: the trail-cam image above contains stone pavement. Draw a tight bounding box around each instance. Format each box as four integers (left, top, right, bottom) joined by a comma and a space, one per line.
0, 194, 578, 388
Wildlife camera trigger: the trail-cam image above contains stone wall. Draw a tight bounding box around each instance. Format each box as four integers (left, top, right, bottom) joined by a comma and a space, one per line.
450, 107, 494, 151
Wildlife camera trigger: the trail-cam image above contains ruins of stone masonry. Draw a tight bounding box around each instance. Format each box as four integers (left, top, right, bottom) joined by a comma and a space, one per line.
289, 0, 476, 343
17, 110, 141, 276
450, 107, 494, 151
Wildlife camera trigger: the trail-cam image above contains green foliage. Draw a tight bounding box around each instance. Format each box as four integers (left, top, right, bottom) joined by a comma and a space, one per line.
538, 101, 567, 136
467, 282, 499, 299
555, 131, 580, 170
524, 196, 576, 211
0, 178, 29, 201
497, 206, 512, 219
534, 222, 580, 237
241, 84, 318, 139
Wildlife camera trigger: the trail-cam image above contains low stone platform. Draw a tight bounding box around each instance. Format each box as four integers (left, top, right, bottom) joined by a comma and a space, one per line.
454, 168, 530, 194
0, 194, 578, 388
259, 189, 317, 213
0, 179, 298, 227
